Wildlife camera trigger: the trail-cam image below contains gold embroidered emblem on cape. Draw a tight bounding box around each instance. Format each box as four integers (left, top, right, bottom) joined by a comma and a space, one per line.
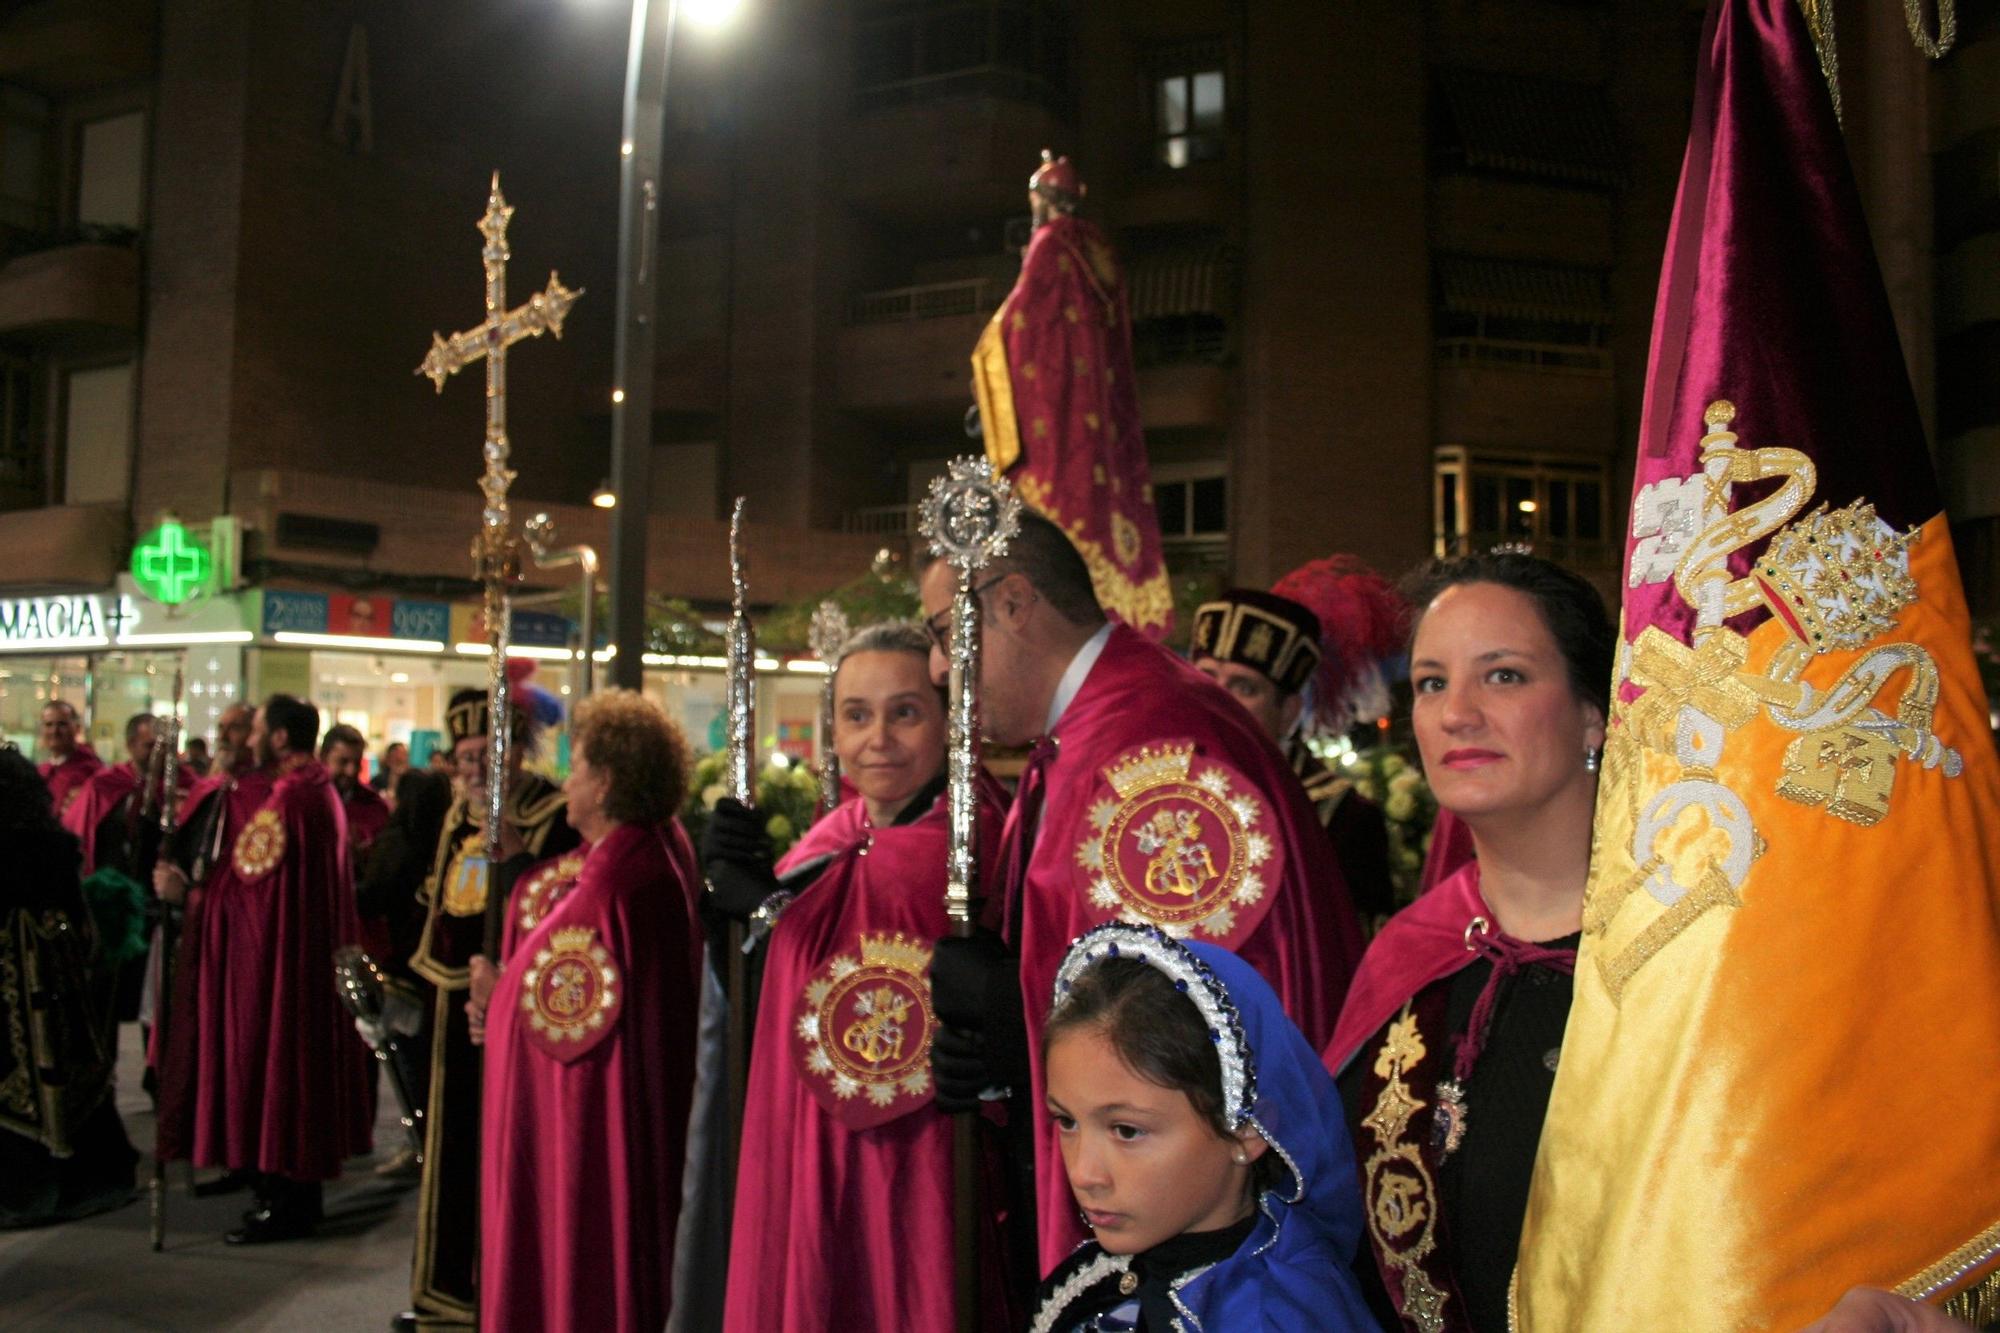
1361, 1005, 1449, 1333
796, 931, 936, 1110
515, 854, 586, 934
232, 807, 286, 880
1591, 401, 1965, 1001
520, 924, 619, 1043
1075, 743, 1276, 940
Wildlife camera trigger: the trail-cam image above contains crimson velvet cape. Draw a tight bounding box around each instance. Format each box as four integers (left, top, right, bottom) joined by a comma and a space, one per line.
1005, 624, 1367, 1270
339, 783, 392, 958
39, 744, 102, 818
63, 762, 193, 874
724, 780, 1010, 1332
481, 820, 703, 1333
162, 760, 371, 1178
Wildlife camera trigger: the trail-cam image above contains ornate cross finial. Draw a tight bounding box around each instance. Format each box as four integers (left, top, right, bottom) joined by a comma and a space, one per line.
918, 456, 1022, 575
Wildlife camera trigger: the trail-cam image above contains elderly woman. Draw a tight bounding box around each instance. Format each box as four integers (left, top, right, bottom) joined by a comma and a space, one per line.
475, 688, 703, 1333
712, 622, 1012, 1331
1324, 551, 1613, 1332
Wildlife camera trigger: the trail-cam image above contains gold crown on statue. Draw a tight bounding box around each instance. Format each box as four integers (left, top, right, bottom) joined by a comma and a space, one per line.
1754, 500, 1919, 654
1107, 743, 1196, 799
858, 931, 934, 976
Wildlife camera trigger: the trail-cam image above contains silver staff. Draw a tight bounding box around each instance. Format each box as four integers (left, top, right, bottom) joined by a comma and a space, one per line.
724, 497, 755, 805
915, 455, 1020, 1333
808, 600, 849, 820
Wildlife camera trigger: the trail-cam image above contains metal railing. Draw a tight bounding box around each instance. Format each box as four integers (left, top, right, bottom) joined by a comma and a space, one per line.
843, 504, 917, 536
851, 279, 997, 325
1435, 337, 1612, 376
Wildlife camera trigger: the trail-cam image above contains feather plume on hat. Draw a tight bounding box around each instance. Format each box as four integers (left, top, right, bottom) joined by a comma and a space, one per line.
1270, 556, 1410, 734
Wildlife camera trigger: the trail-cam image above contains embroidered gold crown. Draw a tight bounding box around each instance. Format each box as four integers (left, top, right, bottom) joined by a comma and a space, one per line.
1106, 743, 1195, 799
1753, 500, 1919, 653
858, 931, 933, 976
549, 925, 596, 954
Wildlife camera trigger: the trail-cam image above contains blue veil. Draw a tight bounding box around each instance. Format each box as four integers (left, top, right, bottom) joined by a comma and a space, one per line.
1050, 924, 1380, 1331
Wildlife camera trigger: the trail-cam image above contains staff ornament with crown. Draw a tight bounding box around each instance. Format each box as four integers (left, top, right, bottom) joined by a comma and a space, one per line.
916, 454, 1020, 1333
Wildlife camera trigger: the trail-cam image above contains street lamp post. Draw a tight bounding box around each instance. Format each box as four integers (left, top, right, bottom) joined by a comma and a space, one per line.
606, 0, 678, 688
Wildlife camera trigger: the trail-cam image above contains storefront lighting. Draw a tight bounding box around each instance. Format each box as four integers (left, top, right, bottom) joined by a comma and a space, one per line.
272, 631, 445, 653
115, 630, 255, 647
454, 642, 580, 661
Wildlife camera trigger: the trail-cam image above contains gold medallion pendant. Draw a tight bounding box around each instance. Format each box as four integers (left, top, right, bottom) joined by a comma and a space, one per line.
794, 931, 937, 1128
1074, 742, 1279, 945
443, 836, 490, 918
232, 808, 286, 880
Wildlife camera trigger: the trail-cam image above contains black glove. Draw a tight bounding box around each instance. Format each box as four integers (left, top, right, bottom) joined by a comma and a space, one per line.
929, 931, 1030, 1111
701, 797, 779, 921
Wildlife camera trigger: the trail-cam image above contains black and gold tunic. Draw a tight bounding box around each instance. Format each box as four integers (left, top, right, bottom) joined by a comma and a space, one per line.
407, 774, 578, 1329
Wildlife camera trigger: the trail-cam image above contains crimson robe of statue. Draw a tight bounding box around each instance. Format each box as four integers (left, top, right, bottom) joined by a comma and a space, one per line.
1003, 624, 1367, 1270
481, 820, 703, 1333
160, 760, 371, 1178
725, 779, 1012, 1332
973, 214, 1172, 637
39, 745, 102, 818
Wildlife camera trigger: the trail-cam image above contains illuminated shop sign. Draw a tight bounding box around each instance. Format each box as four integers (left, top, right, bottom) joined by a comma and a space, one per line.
0, 593, 141, 648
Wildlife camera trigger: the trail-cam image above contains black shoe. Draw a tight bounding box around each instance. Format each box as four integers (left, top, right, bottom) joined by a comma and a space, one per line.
223, 1204, 318, 1245
193, 1168, 255, 1198
389, 1313, 418, 1333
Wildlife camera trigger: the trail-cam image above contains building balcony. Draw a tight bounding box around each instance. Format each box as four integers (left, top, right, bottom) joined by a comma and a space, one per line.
837, 279, 997, 422
0, 0, 156, 97
231, 468, 876, 607
0, 241, 141, 353
843, 93, 1069, 224
1433, 338, 1618, 455
0, 502, 127, 592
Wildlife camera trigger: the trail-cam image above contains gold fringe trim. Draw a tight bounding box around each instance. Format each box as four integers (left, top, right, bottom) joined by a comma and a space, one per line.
1895, 1217, 2000, 1312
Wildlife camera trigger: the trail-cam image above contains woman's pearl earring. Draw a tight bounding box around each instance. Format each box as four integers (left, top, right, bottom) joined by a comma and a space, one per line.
1584, 745, 1602, 774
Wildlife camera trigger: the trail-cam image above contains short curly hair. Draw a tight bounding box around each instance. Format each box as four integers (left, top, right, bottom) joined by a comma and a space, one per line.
569, 688, 690, 827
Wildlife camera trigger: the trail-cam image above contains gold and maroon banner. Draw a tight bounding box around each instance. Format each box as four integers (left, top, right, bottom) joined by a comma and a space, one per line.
973, 213, 1173, 638
1516, 1, 2000, 1328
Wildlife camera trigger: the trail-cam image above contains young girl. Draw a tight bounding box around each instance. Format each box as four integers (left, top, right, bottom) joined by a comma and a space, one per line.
1030, 923, 1378, 1332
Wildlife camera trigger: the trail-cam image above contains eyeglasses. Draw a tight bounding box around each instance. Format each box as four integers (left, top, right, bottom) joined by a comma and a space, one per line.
924, 574, 1009, 652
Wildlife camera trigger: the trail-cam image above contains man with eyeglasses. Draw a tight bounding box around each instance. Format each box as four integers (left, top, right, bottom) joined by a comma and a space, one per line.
920, 509, 1367, 1281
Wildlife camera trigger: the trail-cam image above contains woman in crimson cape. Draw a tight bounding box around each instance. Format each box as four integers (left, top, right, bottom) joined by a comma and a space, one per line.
478, 689, 704, 1332
709, 622, 1013, 1331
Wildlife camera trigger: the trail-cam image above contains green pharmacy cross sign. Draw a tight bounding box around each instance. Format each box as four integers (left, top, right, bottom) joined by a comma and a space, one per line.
131, 519, 212, 605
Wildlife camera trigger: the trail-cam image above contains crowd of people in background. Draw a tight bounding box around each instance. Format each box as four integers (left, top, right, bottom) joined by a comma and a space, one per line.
1, 519, 1986, 1331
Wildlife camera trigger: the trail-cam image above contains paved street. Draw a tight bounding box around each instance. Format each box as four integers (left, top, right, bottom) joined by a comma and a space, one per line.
0, 1027, 418, 1332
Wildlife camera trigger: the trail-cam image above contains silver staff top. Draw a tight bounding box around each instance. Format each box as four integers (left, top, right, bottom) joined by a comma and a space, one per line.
919, 456, 1023, 573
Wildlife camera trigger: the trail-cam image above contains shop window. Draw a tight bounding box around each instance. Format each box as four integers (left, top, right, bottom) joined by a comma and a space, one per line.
1152, 44, 1226, 169
62, 361, 134, 507
1434, 447, 1610, 568
76, 110, 144, 232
